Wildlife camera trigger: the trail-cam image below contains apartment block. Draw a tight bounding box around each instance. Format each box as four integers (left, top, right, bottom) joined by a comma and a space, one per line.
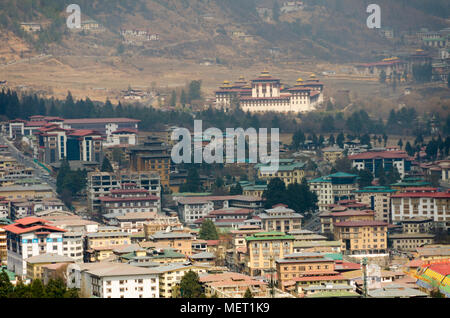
309, 172, 358, 212
391, 188, 450, 231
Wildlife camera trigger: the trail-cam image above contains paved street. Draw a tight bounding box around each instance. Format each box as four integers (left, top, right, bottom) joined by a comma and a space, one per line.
0, 134, 57, 191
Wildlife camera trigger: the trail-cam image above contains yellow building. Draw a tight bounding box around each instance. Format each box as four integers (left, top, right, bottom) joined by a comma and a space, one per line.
0, 156, 16, 170
322, 146, 344, 164
245, 232, 295, 276
259, 205, 303, 233
333, 220, 389, 257
149, 230, 194, 256
0, 185, 54, 200
25, 253, 74, 280
276, 252, 336, 290
257, 159, 306, 186
85, 230, 132, 262
154, 263, 210, 298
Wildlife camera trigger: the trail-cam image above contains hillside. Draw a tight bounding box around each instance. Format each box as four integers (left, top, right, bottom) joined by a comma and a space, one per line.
0, 0, 448, 109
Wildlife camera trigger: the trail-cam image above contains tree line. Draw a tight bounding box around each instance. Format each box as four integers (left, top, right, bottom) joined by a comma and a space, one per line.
1, 89, 449, 137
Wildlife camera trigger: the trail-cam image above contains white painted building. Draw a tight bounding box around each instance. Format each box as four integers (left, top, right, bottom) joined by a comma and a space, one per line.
391, 189, 450, 230
175, 197, 215, 224
62, 231, 84, 262
4, 217, 65, 276
67, 262, 159, 298
239, 72, 324, 113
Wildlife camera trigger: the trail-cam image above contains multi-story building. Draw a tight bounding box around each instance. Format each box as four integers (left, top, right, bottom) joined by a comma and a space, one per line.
258, 204, 303, 233
35, 124, 104, 164
354, 186, 398, 223
400, 217, 434, 234
3, 217, 66, 276
245, 231, 295, 276
128, 136, 171, 189
256, 159, 306, 186
25, 253, 75, 280
319, 207, 374, 234
200, 272, 269, 298
106, 212, 178, 234
67, 262, 159, 298
333, 220, 389, 258
62, 231, 84, 262
234, 71, 324, 113
388, 233, 435, 251
62, 118, 140, 142
84, 228, 131, 262
276, 252, 336, 291
175, 195, 263, 225
153, 263, 210, 298
149, 230, 194, 256
87, 170, 161, 213
100, 185, 160, 217
0, 219, 11, 265
390, 188, 450, 231
214, 77, 252, 111
0, 185, 54, 201
194, 207, 253, 228
348, 150, 412, 178
309, 172, 359, 212
322, 146, 344, 164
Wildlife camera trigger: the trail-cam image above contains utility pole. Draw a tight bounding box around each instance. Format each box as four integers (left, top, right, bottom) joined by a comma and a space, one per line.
269, 254, 275, 298
362, 257, 368, 298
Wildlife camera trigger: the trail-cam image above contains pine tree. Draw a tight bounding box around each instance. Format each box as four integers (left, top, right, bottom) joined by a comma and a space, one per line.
30, 279, 45, 298
179, 271, 205, 298
199, 219, 219, 240
0, 269, 14, 298
101, 157, 114, 172
244, 287, 253, 298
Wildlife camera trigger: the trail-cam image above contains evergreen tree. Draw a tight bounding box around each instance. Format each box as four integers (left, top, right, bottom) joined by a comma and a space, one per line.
272, 1, 280, 22
336, 132, 345, 148
0, 269, 13, 298
379, 70, 386, 83
358, 169, 374, 188
199, 219, 219, 240
45, 278, 67, 298
262, 178, 287, 208
405, 141, 414, 156
101, 157, 114, 172
170, 90, 177, 107
328, 134, 335, 146
398, 139, 403, 149
179, 271, 205, 298
244, 287, 253, 298
230, 183, 243, 195
180, 167, 201, 192
30, 279, 45, 298
180, 89, 187, 106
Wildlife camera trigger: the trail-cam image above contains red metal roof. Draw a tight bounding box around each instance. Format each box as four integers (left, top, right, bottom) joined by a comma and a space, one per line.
392, 192, 450, 198
292, 274, 346, 282
99, 195, 159, 202
348, 151, 410, 160
64, 118, 140, 124
68, 129, 103, 137
112, 129, 138, 134
15, 217, 48, 226
334, 220, 389, 227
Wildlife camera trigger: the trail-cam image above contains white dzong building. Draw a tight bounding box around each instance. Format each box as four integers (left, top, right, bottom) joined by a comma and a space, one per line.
216, 71, 324, 113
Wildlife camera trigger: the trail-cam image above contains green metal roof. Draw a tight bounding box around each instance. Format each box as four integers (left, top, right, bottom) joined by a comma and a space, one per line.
1, 266, 16, 281
246, 231, 295, 241
323, 253, 343, 261
354, 186, 397, 193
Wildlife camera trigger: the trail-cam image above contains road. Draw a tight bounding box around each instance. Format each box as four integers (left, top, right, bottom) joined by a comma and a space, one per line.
303, 210, 321, 232
0, 134, 57, 192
